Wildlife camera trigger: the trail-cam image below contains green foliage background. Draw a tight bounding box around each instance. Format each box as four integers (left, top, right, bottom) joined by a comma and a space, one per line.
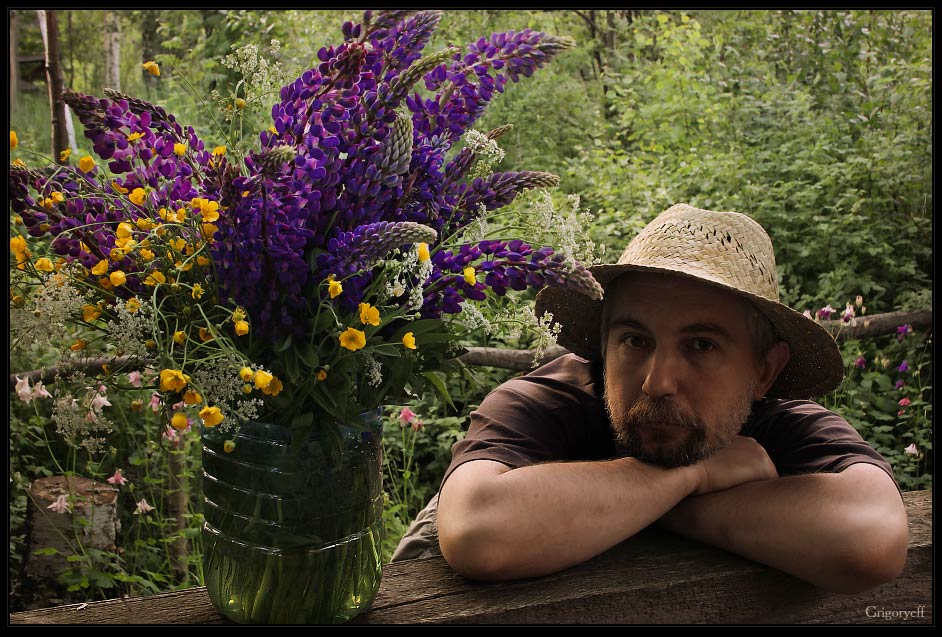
9, 8, 932, 608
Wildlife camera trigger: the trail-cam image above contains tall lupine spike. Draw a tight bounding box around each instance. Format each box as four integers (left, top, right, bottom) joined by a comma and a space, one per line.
376, 11, 443, 78
378, 114, 413, 181
334, 221, 437, 269
363, 9, 421, 38
385, 46, 460, 106
103, 88, 176, 127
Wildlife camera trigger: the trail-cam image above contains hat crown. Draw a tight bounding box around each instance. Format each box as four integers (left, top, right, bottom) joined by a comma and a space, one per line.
618, 204, 779, 302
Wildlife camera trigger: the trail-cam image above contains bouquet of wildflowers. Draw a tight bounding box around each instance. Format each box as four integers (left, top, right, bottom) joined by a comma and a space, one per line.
10, 9, 602, 444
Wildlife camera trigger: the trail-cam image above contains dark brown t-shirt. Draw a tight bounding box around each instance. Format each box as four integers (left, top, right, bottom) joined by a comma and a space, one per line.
442, 353, 898, 490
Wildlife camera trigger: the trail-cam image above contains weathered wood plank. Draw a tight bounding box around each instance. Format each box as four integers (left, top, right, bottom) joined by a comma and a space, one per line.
10, 490, 931, 625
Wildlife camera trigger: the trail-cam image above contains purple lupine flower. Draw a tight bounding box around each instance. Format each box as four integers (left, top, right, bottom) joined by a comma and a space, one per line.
853, 356, 866, 369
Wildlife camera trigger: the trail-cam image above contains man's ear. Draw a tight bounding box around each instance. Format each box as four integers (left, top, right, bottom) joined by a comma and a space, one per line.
755, 341, 790, 399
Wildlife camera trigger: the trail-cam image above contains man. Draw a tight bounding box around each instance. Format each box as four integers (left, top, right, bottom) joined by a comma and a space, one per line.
392, 204, 908, 594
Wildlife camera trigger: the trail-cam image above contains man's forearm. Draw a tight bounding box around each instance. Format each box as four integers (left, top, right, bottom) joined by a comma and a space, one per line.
443, 457, 698, 580
655, 464, 909, 593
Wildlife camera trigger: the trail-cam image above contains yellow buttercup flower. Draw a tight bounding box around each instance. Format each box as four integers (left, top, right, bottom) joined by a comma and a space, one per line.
199, 327, 214, 342
261, 377, 283, 397
339, 327, 367, 351
139, 248, 155, 261
70, 339, 87, 351
183, 390, 202, 405
417, 242, 430, 262
173, 330, 186, 345
201, 223, 219, 240
142, 60, 160, 76
171, 411, 189, 430
116, 222, 134, 239
173, 142, 186, 156
127, 132, 145, 143
109, 270, 127, 286
159, 369, 190, 392
328, 278, 343, 299
111, 181, 129, 195
191, 283, 205, 299
223, 440, 236, 453
463, 267, 476, 285
242, 384, 253, 394
234, 98, 246, 110
234, 320, 249, 336
402, 332, 417, 350
34, 258, 54, 272
59, 148, 71, 162
82, 304, 102, 322
239, 367, 255, 382
197, 255, 211, 267
212, 145, 226, 157
232, 308, 247, 322
144, 271, 167, 286
253, 370, 274, 390
129, 188, 147, 205
359, 302, 381, 326
10, 130, 18, 149
198, 199, 220, 222
316, 369, 328, 381
79, 155, 96, 173
125, 297, 142, 313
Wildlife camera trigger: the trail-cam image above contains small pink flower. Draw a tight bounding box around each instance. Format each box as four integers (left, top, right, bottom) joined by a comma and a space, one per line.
149, 393, 162, 414
802, 309, 813, 320
31, 381, 53, 400
171, 400, 185, 411
842, 303, 855, 323
84, 410, 98, 423
107, 469, 128, 486
47, 494, 70, 514
853, 356, 866, 369
411, 418, 424, 432
898, 397, 911, 407
399, 407, 417, 426
904, 443, 919, 456
134, 498, 156, 515
162, 425, 179, 444
128, 371, 143, 388
15, 376, 33, 402
816, 304, 836, 321
90, 392, 112, 412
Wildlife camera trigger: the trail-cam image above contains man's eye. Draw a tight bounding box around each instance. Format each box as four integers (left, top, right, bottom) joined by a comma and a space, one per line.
691, 338, 715, 352
623, 334, 647, 348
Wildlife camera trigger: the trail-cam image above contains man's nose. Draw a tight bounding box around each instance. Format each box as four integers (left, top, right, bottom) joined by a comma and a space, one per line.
641, 348, 680, 398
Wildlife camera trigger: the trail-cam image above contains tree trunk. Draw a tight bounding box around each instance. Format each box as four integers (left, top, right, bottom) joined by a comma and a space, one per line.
37, 10, 70, 164
25, 476, 119, 582
10, 10, 19, 117
103, 11, 121, 91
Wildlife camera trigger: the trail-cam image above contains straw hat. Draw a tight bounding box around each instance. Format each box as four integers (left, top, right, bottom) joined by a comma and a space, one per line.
535, 204, 844, 399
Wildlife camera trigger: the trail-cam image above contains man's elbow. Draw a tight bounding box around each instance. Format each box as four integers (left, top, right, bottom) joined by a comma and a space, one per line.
439, 521, 510, 581
828, 517, 909, 594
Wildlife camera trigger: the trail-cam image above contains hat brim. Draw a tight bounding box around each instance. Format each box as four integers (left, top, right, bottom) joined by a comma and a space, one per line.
535, 264, 844, 400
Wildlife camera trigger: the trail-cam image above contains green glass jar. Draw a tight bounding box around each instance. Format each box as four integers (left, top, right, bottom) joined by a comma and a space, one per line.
201, 409, 384, 624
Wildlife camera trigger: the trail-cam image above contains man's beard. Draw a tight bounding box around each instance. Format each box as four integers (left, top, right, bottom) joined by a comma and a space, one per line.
605, 380, 757, 468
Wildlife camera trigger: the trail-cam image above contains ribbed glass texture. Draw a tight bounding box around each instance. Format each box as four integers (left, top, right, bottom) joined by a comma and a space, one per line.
201, 409, 384, 624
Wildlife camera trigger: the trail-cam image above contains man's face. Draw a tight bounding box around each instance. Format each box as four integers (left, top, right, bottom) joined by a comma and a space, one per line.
602, 272, 765, 467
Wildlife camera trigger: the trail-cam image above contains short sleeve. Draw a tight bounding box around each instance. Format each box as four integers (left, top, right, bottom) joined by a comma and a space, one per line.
744, 399, 901, 494
440, 355, 610, 489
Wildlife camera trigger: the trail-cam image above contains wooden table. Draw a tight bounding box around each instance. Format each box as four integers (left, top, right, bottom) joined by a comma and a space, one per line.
10, 490, 932, 624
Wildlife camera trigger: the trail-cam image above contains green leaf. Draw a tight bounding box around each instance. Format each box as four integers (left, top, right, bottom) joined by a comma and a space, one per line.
273, 333, 294, 353
422, 371, 456, 412
32, 547, 59, 556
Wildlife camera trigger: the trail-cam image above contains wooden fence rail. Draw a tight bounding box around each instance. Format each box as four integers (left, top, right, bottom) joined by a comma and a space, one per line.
10, 489, 931, 624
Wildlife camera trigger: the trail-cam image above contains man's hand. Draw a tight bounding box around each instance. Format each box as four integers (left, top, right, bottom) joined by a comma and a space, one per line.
692, 435, 779, 495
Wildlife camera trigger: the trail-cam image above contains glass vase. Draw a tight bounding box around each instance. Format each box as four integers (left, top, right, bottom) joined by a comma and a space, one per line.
200, 409, 384, 624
